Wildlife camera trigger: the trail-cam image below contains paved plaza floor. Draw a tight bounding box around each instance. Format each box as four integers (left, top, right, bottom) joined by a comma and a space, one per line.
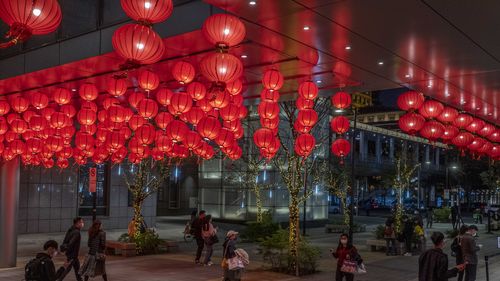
1, 215, 500, 281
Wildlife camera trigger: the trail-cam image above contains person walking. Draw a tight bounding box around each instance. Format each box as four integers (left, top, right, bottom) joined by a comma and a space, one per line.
403, 216, 415, 256
222, 230, 243, 281
451, 225, 468, 281
364, 199, 372, 217
451, 205, 458, 230
384, 217, 397, 255
418, 232, 465, 281
202, 215, 218, 266
461, 225, 480, 281
191, 210, 206, 264
331, 233, 362, 281
24, 240, 69, 281
426, 207, 434, 229
79, 220, 108, 281
59, 217, 84, 281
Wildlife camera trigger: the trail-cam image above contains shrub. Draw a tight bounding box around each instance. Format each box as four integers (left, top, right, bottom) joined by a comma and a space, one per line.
374, 225, 386, 240
434, 207, 451, 223
117, 229, 162, 255
259, 229, 321, 276
242, 211, 280, 242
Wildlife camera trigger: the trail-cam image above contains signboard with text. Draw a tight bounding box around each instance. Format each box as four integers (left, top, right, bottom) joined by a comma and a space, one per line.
89, 167, 97, 193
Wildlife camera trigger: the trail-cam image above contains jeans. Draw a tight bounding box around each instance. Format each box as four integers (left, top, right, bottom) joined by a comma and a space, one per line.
426, 218, 433, 228
195, 237, 205, 262
457, 270, 464, 281
385, 238, 396, 255
203, 239, 213, 264
335, 269, 354, 281
464, 263, 477, 281
59, 257, 83, 281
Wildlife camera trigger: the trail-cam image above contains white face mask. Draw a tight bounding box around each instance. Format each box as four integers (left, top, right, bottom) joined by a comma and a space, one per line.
340, 239, 348, 244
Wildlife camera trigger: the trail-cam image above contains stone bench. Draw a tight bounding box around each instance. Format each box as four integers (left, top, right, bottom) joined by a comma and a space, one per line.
366, 239, 404, 254
105, 240, 136, 257
159, 240, 179, 253
325, 224, 366, 233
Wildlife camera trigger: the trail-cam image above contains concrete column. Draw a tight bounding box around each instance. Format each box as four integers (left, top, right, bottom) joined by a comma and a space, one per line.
376, 135, 382, 163
0, 158, 20, 268
389, 138, 395, 159
359, 131, 366, 160
435, 149, 440, 168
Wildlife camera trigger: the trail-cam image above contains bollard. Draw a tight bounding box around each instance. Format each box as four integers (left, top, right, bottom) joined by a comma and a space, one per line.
485, 256, 489, 281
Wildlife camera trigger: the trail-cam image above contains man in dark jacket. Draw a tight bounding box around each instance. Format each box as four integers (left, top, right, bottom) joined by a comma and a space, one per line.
461, 225, 480, 281
191, 210, 206, 264
59, 217, 84, 281
25, 240, 69, 281
419, 232, 465, 281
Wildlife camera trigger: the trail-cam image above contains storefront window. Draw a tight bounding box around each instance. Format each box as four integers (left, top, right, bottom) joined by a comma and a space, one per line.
78, 163, 109, 216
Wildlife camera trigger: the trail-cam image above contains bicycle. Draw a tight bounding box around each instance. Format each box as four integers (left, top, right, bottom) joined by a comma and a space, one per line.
183, 221, 194, 243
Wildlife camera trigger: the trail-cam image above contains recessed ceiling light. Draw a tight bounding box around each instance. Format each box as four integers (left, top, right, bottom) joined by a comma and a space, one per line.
71, 88, 77, 92
249, 1, 256, 5
345, 46, 351, 50
405, 74, 411, 78
378, 61, 384, 65
316, 80, 322, 83
240, 54, 248, 58
303, 26, 310, 31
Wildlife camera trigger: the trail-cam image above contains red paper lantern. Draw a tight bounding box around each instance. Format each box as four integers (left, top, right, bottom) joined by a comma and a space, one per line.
478, 142, 493, 155
184, 131, 203, 150
22, 110, 36, 122
9, 139, 25, 155
331, 92, 351, 109
200, 52, 243, 83
223, 120, 242, 132
10, 96, 29, 113
172, 61, 195, 84
128, 92, 146, 109
0, 0, 62, 46
165, 120, 189, 143
296, 96, 314, 110
129, 114, 146, 131
465, 118, 485, 133
77, 109, 97, 126
29, 115, 46, 132
331, 138, 351, 158
120, 0, 173, 24
156, 134, 173, 152
135, 124, 156, 145
196, 98, 213, 113
185, 107, 205, 126
294, 133, 315, 157
397, 91, 425, 111
418, 100, 444, 119
187, 82, 207, 101
261, 89, 279, 102
208, 89, 231, 110
488, 129, 500, 143
398, 112, 425, 135
419, 120, 445, 142
262, 69, 284, 91
442, 125, 459, 141
330, 116, 350, 134
52, 88, 71, 105
107, 105, 127, 123
112, 23, 165, 65
137, 98, 159, 119
26, 138, 43, 154
216, 128, 235, 148
226, 79, 243, 96
102, 97, 120, 110
169, 92, 192, 116
108, 77, 128, 97
490, 145, 500, 160
468, 137, 486, 152
80, 101, 98, 112
10, 118, 28, 134
30, 92, 49, 109
155, 88, 172, 106
253, 128, 274, 148
219, 104, 239, 122
452, 132, 474, 152
298, 81, 318, 100
155, 111, 173, 129
260, 117, 279, 130
57, 158, 69, 169
49, 112, 69, 129
138, 69, 160, 91
478, 123, 495, 138
202, 13, 246, 48
437, 107, 458, 123
297, 109, 318, 128
0, 100, 10, 115
46, 135, 64, 152
452, 114, 473, 129
197, 116, 221, 140
60, 104, 76, 118
258, 101, 279, 119
79, 83, 98, 101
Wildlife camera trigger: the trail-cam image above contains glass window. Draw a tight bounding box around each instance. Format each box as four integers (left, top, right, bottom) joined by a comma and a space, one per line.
78, 163, 109, 216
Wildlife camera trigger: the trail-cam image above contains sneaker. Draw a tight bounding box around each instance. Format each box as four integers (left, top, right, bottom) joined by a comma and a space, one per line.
404, 252, 412, 256
205, 262, 213, 266
195, 260, 200, 264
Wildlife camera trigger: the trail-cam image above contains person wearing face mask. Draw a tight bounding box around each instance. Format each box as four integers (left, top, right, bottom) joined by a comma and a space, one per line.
460, 225, 480, 281
331, 233, 362, 281
59, 217, 85, 281
24, 240, 70, 281
418, 232, 465, 281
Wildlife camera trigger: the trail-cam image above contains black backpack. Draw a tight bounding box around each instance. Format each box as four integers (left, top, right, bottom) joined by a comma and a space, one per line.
450, 237, 461, 257
24, 256, 47, 281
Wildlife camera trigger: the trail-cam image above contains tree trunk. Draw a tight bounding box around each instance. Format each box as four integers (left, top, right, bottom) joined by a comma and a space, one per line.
289, 192, 300, 275
254, 185, 263, 223
132, 198, 144, 241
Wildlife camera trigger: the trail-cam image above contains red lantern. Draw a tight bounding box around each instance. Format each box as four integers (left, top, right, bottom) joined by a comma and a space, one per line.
200, 52, 243, 83
332, 138, 351, 159
52, 88, 71, 105
297, 109, 318, 128
26, 138, 43, 154
294, 119, 310, 134
253, 128, 275, 148
165, 120, 189, 143
490, 145, 500, 160
56, 158, 69, 169
137, 98, 159, 119
156, 134, 173, 152
331, 92, 351, 109
226, 79, 243, 96
108, 77, 128, 97
135, 124, 156, 145
258, 101, 279, 119
107, 105, 127, 123
208, 89, 231, 109
262, 69, 284, 91
112, 23, 165, 65
10, 96, 29, 113
418, 100, 444, 119
437, 107, 458, 123
488, 129, 500, 143
260, 117, 279, 130
261, 89, 279, 102
128, 92, 146, 109
185, 107, 205, 126
77, 109, 97, 126
452, 132, 474, 154
216, 128, 235, 148
155, 111, 173, 129
184, 131, 203, 150
330, 116, 350, 135
465, 118, 485, 133
478, 123, 495, 138
120, 0, 173, 24
138, 69, 160, 91
169, 92, 192, 116
197, 116, 221, 140
0, 0, 62, 47
129, 114, 146, 131
419, 120, 445, 142
468, 137, 486, 152
102, 97, 120, 110
196, 98, 213, 113
223, 120, 242, 132
478, 142, 493, 155
30, 92, 49, 109
60, 104, 76, 118
294, 133, 315, 157
398, 112, 425, 135
80, 101, 98, 112
10, 118, 28, 134
298, 81, 318, 100
172, 61, 195, 84
49, 112, 70, 129
452, 114, 473, 129
202, 13, 246, 48
0, 100, 10, 115
397, 91, 425, 111
23, 110, 36, 122
9, 139, 25, 155
46, 135, 64, 152
29, 115, 46, 132
79, 83, 98, 101
442, 125, 459, 141
219, 104, 239, 122
296, 96, 314, 110
155, 88, 173, 106
187, 82, 207, 101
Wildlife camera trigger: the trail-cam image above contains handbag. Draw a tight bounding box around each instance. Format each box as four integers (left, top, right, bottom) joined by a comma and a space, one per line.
355, 263, 367, 274
221, 244, 228, 269
340, 259, 357, 273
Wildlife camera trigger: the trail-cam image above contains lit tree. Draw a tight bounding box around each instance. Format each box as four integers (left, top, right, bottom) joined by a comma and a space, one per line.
480, 161, 500, 190
322, 161, 351, 225
392, 154, 419, 233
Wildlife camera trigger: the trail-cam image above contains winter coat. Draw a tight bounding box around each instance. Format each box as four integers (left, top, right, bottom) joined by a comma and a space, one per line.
33, 253, 65, 281
191, 217, 205, 238
88, 231, 106, 255
332, 246, 361, 269
418, 248, 458, 281
61, 226, 81, 258
461, 233, 480, 265
202, 222, 216, 239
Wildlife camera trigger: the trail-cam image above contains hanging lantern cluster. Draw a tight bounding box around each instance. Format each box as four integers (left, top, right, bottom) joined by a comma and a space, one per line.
294, 81, 318, 158
0, 0, 62, 48
330, 91, 352, 163
397, 90, 500, 159
112, 0, 174, 66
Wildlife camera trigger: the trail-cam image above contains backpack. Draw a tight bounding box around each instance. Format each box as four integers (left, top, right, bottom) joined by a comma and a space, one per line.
25, 256, 47, 281
450, 237, 461, 257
